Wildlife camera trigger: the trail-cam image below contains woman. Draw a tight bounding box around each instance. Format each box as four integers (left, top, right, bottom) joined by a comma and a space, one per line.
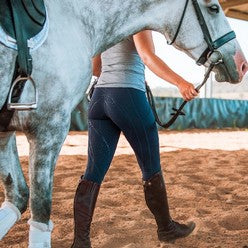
71, 31, 198, 248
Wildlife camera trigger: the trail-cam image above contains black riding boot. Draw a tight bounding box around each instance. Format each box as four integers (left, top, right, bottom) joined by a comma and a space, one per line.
71, 178, 100, 248
143, 171, 195, 242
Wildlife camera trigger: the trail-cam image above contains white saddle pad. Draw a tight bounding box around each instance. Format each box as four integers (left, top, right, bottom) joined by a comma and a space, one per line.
0, 9, 49, 52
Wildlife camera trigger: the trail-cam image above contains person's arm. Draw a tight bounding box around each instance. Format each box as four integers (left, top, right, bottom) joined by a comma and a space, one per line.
133, 30, 198, 101
92, 54, 102, 77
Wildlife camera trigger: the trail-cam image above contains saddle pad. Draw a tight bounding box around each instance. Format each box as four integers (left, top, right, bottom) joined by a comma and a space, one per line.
0, 10, 49, 52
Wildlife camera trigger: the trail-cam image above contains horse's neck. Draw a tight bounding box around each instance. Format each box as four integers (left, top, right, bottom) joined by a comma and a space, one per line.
79, 0, 178, 56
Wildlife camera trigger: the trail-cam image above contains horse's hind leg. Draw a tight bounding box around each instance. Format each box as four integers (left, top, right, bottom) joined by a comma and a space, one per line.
0, 132, 29, 239
26, 118, 70, 248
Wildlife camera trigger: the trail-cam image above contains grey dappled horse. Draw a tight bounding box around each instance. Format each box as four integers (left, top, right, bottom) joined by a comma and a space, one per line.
0, 0, 247, 247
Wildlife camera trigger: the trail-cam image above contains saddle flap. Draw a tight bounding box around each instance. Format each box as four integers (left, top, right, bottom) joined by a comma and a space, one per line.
22, 0, 46, 26
0, 0, 46, 40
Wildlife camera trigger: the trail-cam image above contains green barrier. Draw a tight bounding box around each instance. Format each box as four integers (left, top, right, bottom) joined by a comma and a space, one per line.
70, 97, 248, 130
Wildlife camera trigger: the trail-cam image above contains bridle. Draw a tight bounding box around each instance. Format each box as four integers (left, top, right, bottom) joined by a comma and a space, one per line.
147, 0, 237, 129
168, 0, 236, 65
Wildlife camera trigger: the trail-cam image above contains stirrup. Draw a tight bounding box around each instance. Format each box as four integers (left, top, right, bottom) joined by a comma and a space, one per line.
7, 75, 38, 111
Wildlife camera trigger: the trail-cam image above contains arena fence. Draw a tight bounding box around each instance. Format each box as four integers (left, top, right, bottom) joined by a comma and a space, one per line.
70, 97, 248, 130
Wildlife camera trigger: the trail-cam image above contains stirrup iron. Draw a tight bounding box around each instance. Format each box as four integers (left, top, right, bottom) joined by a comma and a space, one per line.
7, 75, 38, 111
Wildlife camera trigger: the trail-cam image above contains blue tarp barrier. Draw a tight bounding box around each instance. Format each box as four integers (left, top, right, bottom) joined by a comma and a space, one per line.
70, 97, 248, 130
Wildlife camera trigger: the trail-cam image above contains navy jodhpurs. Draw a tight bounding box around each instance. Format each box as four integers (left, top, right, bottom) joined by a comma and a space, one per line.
84, 87, 161, 184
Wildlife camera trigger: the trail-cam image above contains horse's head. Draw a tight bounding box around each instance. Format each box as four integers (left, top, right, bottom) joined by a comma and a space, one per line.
162, 0, 248, 83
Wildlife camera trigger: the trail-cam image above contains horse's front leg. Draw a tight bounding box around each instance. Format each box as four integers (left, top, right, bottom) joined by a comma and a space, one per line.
0, 131, 29, 240
26, 114, 71, 248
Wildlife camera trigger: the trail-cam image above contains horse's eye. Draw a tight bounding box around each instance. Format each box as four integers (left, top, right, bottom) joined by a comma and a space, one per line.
208, 4, 220, 14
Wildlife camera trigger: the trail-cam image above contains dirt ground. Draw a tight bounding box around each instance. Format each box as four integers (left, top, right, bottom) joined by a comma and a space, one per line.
0, 130, 248, 248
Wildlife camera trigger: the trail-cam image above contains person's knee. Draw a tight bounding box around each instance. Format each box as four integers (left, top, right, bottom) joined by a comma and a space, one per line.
142, 168, 161, 181
83, 172, 103, 185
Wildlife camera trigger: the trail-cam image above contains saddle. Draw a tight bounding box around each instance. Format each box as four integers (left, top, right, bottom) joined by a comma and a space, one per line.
0, 0, 46, 75
0, 0, 46, 40
0, 0, 46, 131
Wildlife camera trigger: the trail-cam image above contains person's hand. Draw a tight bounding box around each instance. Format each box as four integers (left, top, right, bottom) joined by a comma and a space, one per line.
177, 80, 198, 101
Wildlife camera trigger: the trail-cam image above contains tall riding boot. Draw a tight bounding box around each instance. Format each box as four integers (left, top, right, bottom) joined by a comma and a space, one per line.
71, 178, 100, 248
143, 171, 195, 242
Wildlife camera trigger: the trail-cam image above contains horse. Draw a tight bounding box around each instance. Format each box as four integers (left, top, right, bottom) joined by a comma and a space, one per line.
0, 0, 247, 247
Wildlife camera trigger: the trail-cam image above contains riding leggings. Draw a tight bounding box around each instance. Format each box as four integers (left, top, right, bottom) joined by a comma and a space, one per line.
84, 87, 161, 184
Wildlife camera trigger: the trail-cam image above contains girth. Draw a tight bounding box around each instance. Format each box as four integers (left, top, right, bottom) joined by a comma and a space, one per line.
0, 0, 46, 131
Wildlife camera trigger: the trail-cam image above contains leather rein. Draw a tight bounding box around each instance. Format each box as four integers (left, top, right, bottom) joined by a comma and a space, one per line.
147, 0, 236, 128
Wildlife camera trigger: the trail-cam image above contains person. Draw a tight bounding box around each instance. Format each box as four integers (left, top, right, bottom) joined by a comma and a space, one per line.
71, 30, 198, 248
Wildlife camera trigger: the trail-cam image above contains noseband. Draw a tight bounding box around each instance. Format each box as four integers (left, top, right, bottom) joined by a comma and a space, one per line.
147, 0, 236, 128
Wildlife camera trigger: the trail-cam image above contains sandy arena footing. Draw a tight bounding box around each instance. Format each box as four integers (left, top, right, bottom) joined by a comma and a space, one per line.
1, 130, 248, 248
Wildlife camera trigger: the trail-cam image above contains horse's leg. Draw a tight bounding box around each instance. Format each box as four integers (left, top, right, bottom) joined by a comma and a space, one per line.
25, 116, 70, 248
0, 132, 29, 239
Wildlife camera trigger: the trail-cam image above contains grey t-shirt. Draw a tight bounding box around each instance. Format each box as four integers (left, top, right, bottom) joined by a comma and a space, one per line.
96, 36, 146, 92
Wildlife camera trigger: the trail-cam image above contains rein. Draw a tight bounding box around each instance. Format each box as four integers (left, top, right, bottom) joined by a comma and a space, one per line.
146, 57, 219, 129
